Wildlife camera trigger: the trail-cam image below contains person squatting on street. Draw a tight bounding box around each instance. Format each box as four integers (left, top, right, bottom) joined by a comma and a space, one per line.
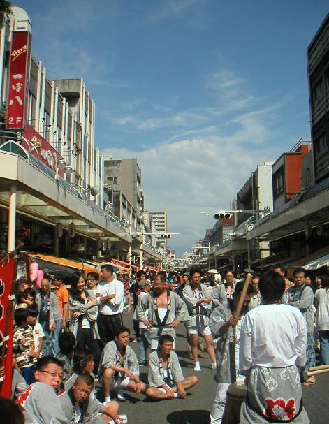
98, 326, 146, 403
59, 373, 122, 424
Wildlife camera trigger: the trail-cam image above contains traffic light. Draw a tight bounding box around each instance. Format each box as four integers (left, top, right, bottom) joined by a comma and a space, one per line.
214, 211, 232, 219
158, 234, 171, 239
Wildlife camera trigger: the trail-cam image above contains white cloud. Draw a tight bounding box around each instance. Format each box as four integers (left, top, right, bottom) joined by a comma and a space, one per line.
23, 1, 312, 257
146, 0, 201, 23
102, 119, 279, 255
99, 59, 310, 256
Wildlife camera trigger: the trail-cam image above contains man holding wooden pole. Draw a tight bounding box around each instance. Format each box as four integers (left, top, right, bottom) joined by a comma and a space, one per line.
208, 274, 253, 423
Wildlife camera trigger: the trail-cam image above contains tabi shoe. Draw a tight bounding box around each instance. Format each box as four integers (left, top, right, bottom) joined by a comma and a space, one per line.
117, 391, 127, 401
194, 362, 201, 371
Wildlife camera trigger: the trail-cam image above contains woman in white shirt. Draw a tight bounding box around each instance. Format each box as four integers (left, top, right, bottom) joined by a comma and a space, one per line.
239, 270, 310, 423
315, 271, 329, 365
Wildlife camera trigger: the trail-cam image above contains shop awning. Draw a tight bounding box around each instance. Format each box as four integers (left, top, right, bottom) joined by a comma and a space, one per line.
304, 253, 329, 270
289, 246, 329, 271
30, 253, 100, 282
110, 259, 130, 269
251, 253, 286, 269
34, 258, 78, 284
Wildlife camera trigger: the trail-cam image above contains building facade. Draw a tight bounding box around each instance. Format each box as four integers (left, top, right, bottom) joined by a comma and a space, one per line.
0, 7, 161, 268
308, 13, 329, 184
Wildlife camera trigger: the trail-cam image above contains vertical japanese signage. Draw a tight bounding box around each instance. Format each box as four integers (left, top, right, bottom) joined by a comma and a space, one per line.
0, 257, 15, 398
6, 31, 31, 130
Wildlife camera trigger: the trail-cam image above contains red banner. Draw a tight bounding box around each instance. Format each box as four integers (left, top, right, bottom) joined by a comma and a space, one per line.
0, 258, 16, 398
6, 31, 31, 130
22, 124, 65, 177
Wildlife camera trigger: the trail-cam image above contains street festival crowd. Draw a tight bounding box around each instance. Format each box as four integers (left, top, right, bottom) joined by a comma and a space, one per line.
1, 262, 329, 423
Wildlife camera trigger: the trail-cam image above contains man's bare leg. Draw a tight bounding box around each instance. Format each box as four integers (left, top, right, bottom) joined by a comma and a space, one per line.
103, 368, 115, 400
190, 334, 201, 371
204, 334, 217, 367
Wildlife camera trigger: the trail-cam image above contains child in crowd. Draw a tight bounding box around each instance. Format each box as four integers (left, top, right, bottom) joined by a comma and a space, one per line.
56, 331, 76, 385
13, 308, 36, 385
15, 288, 37, 310
26, 308, 44, 362
65, 349, 95, 387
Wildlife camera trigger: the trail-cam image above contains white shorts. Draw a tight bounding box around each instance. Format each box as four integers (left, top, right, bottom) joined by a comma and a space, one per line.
110, 376, 130, 390
188, 325, 212, 337
157, 386, 176, 393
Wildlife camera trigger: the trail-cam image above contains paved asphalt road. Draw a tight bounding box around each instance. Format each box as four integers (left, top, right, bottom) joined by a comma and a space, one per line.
113, 312, 329, 424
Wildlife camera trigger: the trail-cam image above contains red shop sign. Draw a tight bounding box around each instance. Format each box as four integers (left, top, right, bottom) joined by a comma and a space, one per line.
6, 31, 31, 130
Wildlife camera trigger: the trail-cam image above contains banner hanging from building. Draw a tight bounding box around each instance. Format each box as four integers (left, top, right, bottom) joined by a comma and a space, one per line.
6, 31, 31, 130
0, 257, 16, 398
22, 124, 65, 177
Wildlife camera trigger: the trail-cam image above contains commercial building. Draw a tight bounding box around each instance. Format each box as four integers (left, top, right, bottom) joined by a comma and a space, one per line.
0, 7, 161, 272
308, 13, 329, 184
149, 211, 168, 251
197, 14, 329, 275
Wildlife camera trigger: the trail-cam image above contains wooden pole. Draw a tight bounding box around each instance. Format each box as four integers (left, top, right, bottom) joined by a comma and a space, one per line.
236, 273, 252, 318
308, 365, 329, 372
307, 368, 329, 377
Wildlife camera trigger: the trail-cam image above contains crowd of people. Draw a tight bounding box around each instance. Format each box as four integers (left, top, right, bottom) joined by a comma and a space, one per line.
1, 262, 328, 423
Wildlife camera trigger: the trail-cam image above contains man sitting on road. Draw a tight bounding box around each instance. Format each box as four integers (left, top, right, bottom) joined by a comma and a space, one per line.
16, 356, 68, 424
145, 334, 198, 401
59, 373, 122, 424
98, 326, 146, 403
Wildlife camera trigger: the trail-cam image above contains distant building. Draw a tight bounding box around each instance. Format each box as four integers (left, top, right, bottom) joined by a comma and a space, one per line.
149, 212, 168, 251
272, 140, 311, 210
103, 158, 144, 229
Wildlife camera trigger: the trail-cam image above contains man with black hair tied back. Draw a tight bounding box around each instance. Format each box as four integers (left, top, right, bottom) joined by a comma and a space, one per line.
209, 280, 254, 423
239, 270, 309, 423
145, 334, 198, 400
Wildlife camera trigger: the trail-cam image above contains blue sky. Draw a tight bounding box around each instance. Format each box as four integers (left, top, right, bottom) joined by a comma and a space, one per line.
15, 0, 328, 256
